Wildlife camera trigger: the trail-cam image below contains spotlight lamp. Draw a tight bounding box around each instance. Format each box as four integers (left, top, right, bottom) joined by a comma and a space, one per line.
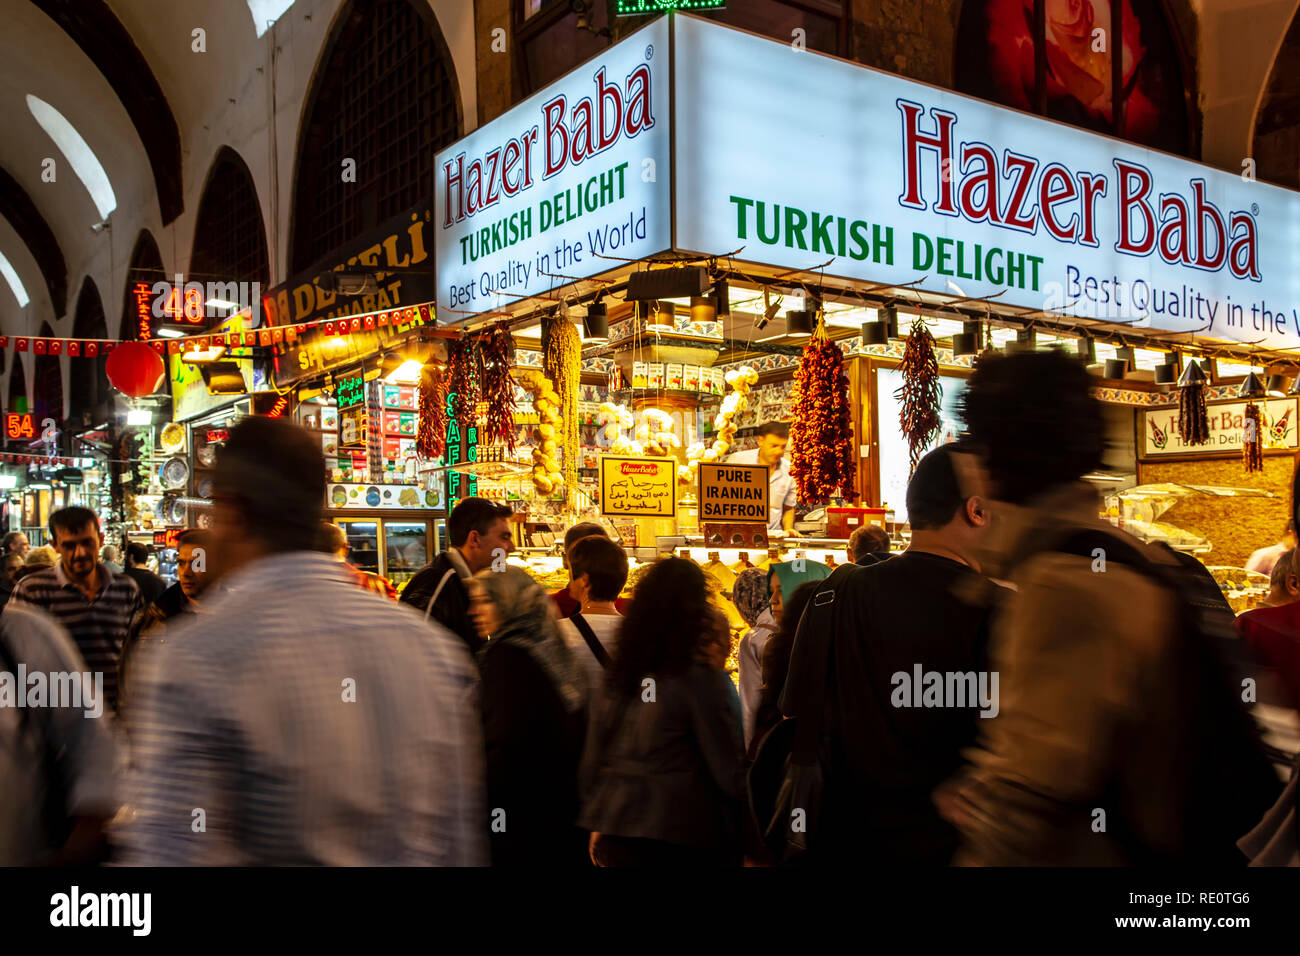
952, 320, 980, 357
861, 321, 888, 346
1238, 371, 1267, 400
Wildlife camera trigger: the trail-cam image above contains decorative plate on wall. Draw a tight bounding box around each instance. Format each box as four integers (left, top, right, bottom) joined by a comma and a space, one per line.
160, 456, 190, 490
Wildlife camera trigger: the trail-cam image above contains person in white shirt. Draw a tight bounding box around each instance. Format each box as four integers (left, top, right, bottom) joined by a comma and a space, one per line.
118, 416, 486, 866
557, 535, 628, 694
726, 421, 799, 535
1245, 520, 1296, 577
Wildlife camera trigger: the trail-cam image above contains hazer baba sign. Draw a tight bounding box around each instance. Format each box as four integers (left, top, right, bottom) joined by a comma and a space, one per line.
600, 456, 676, 517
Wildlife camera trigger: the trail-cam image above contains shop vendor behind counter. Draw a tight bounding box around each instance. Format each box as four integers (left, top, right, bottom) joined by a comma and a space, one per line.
725, 422, 797, 534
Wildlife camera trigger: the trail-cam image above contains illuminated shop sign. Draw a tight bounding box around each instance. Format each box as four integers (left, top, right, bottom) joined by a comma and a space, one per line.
437, 16, 1300, 350
434, 16, 672, 320
672, 16, 1295, 348
4, 412, 35, 441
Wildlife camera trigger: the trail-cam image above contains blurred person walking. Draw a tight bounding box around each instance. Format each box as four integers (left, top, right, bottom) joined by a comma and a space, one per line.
8, 508, 142, 715
0, 604, 118, 865
768, 445, 995, 866
1246, 520, 1297, 577
556, 535, 628, 691
117, 417, 486, 865
317, 521, 397, 600
401, 496, 515, 654
939, 350, 1279, 865
469, 566, 588, 866
122, 543, 166, 606
581, 557, 745, 866
11, 545, 58, 584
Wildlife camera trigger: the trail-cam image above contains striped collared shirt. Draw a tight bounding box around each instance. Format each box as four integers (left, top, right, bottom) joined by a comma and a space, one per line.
8, 562, 142, 714
117, 551, 487, 866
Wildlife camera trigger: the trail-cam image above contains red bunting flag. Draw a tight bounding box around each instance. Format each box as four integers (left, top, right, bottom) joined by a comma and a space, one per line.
86, 343, 99, 358
49, 341, 62, 356
378, 312, 389, 326
418, 304, 431, 324
349, 317, 361, 333
168, 341, 183, 354
16, 338, 28, 352
363, 315, 376, 330
66, 341, 80, 356
0, 337, 8, 349
273, 327, 284, 343
34, 339, 47, 355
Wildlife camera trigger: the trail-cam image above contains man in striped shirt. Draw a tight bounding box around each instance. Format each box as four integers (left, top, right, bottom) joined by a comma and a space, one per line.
7, 507, 142, 714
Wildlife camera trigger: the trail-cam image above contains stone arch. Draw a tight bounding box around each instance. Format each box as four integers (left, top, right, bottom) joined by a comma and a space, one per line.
288, 0, 463, 274
71, 276, 110, 426
1251, 8, 1300, 188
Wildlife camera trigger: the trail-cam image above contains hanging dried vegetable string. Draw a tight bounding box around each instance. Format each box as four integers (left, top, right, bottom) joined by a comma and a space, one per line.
1243, 402, 1264, 472
1177, 378, 1210, 446
417, 364, 447, 461
478, 321, 518, 453
447, 337, 480, 422
896, 315, 941, 475
790, 311, 857, 503
542, 312, 582, 505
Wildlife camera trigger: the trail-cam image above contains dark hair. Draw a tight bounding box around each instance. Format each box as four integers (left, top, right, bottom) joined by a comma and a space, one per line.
447, 497, 513, 548
176, 529, 212, 549
847, 524, 890, 560
49, 506, 100, 542
757, 421, 789, 440
213, 416, 326, 552
611, 557, 710, 694
568, 535, 628, 602
315, 521, 348, 554
563, 521, 608, 553
906, 445, 969, 531
2, 532, 26, 553
1270, 548, 1296, 590
961, 350, 1104, 504
125, 542, 150, 566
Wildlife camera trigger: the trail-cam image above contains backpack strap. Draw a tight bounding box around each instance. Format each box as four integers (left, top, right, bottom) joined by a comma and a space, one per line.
569, 612, 612, 670
423, 567, 460, 623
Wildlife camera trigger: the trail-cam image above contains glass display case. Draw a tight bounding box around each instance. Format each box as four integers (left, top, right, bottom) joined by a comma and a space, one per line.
329, 515, 441, 593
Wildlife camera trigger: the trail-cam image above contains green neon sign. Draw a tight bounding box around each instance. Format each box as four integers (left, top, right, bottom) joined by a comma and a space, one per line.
613, 0, 726, 17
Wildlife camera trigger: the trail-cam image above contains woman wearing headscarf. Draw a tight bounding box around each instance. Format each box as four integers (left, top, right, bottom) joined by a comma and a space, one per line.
734, 568, 777, 750
469, 566, 589, 866
749, 580, 822, 759
736, 561, 831, 750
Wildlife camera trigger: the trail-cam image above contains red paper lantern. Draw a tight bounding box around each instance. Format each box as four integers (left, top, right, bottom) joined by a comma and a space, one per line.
106, 341, 165, 398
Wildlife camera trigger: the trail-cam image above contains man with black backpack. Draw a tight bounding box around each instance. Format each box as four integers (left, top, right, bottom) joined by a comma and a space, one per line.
937, 350, 1280, 865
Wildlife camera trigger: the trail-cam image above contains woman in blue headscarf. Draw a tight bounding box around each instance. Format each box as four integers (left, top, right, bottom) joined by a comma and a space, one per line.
735, 560, 831, 750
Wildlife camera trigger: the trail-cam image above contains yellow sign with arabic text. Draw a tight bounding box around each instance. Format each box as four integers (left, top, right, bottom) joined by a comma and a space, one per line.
599, 456, 676, 517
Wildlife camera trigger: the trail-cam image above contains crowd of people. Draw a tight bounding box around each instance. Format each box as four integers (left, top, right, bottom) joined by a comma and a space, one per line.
1, 350, 1298, 866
